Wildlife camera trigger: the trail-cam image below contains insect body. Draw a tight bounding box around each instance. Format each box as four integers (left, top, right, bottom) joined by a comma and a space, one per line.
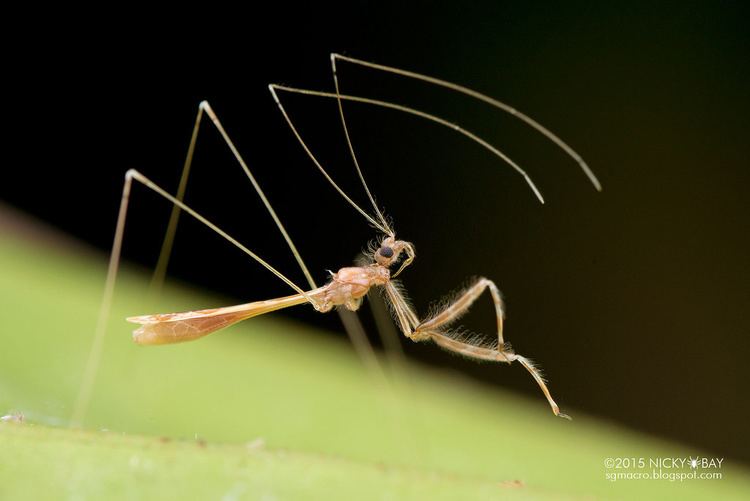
128, 245, 397, 344
73, 54, 600, 425
128, 234, 569, 418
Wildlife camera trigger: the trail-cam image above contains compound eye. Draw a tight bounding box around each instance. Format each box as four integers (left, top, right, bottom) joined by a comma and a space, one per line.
378, 246, 394, 258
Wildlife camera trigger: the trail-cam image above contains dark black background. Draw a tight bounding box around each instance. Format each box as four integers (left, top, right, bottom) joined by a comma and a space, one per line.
4, 3, 749, 462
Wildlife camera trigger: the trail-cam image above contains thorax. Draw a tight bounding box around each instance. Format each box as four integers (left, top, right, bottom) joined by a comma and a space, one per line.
313, 265, 390, 312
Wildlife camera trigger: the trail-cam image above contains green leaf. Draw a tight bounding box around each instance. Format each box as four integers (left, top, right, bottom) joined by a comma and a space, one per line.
1, 232, 748, 500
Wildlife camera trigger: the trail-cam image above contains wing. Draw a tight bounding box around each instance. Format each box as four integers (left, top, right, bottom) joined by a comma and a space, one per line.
128, 292, 311, 345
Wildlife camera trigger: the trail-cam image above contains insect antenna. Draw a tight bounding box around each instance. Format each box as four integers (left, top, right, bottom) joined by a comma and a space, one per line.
330, 54, 393, 236
268, 85, 393, 234
332, 53, 601, 192
270, 84, 545, 204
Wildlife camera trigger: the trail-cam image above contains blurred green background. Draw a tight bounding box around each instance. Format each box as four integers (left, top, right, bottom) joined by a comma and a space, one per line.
2, 212, 749, 499
2, 1, 749, 496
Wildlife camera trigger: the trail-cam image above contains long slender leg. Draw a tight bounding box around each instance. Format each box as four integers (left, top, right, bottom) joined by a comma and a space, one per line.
149, 103, 205, 296
417, 278, 505, 346
383, 281, 421, 339
130, 170, 309, 295
150, 101, 317, 293
70, 172, 132, 427
386, 278, 570, 419
368, 290, 406, 361
70, 169, 311, 427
